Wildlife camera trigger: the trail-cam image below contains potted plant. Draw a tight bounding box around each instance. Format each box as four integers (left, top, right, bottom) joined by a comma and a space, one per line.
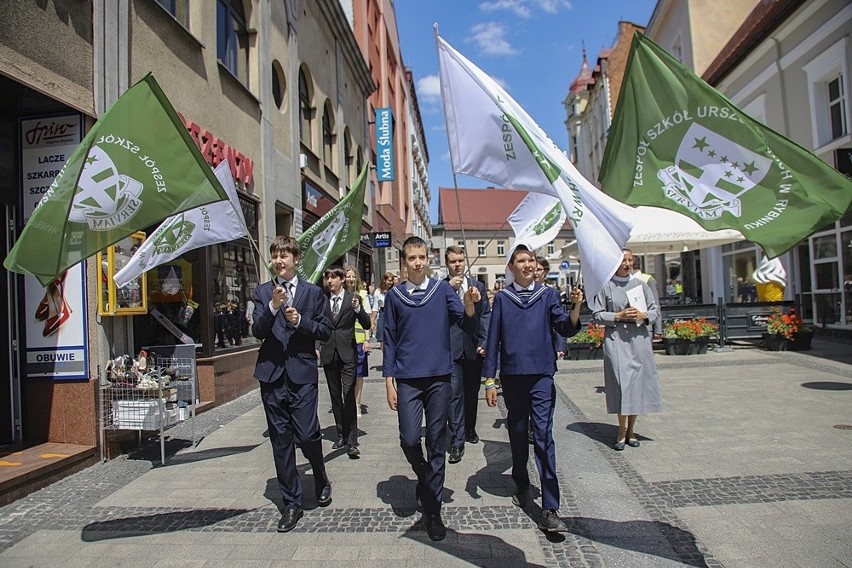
662, 318, 719, 355
764, 308, 812, 351
567, 322, 604, 360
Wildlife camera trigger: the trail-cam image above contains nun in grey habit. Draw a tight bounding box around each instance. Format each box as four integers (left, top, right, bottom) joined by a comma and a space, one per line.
593, 250, 662, 451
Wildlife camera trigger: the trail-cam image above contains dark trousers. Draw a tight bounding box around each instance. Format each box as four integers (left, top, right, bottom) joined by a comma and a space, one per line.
323, 354, 358, 447
260, 374, 328, 509
502, 374, 560, 511
396, 375, 451, 515
448, 358, 483, 448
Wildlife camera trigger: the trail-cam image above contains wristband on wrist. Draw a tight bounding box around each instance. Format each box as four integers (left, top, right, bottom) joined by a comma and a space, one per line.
483, 378, 496, 390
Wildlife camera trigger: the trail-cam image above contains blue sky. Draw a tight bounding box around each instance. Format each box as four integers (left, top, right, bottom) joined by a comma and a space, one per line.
394, 0, 656, 223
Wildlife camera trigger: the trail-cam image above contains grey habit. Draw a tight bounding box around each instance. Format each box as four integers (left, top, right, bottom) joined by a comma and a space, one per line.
593, 276, 663, 415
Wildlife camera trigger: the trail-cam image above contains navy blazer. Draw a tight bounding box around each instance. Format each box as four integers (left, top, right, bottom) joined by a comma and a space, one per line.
318, 290, 372, 365
446, 276, 490, 361
251, 279, 332, 385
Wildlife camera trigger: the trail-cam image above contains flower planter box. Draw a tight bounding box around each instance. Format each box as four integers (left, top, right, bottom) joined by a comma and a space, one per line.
787, 331, 813, 351
662, 337, 691, 355
566, 343, 602, 360
762, 333, 788, 351
688, 337, 712, 355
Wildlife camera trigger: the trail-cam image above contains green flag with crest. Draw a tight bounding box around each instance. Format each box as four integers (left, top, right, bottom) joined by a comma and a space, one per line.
599, 32, 852, 258
4, 74, 229, 285
296, 164, 369, 283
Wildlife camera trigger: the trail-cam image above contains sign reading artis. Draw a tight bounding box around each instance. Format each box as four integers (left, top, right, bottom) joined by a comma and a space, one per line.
372, 232, 391, 248
179, 114, 255, 188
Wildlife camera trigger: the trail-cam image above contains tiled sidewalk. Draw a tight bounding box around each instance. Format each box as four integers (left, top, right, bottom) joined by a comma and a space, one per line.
0, 342, 850, 567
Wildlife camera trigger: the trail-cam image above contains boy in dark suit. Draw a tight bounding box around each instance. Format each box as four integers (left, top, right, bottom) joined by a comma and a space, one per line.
384, 236, 480, 541
444, 245, 490, 463
483, 244, 583, 533
319, 265, 372, 458
251, 236, 332, 533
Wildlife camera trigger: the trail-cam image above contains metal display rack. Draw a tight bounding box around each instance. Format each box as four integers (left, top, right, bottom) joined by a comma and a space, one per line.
99, 345, 198, 465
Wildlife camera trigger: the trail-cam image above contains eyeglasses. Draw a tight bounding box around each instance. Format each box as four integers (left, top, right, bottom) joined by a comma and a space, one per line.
534, 268, 545, 273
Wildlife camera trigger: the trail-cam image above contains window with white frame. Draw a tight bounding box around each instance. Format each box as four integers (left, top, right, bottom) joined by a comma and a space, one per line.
804, 38, 849, 149
547, 243, 555, 255
477, 241, 486, 256
497, 240, 505, 256
457, 240, 465, 249
828, 75, 847, 140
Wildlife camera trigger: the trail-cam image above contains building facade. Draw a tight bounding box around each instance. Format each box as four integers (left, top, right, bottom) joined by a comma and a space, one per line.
705, 0, 852, 328
0, 0, 376, 479
351, 0, 429, 280
433, 188, 576, 289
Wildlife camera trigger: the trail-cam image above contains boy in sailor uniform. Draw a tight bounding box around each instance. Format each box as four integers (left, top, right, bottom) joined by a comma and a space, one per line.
383, 236, 479, 541
484, 244, 584, 533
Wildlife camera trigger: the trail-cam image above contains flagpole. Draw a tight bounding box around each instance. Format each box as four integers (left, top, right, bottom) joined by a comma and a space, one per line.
435, 24, 474, 280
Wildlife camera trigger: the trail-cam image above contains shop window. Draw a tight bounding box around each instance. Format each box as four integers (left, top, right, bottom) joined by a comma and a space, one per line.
813, 234, 838, 259
217, 0, 249, 85
211, 242, 260, 351
155, 0, 190, 28
134, 257, 201, 349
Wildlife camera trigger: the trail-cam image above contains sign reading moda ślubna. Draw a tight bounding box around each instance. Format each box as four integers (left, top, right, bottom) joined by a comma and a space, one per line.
375, 108, 394, 181
19, 114, 89, 380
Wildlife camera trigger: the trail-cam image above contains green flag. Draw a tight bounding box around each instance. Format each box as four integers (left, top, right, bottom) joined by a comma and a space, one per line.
296, 164, 369, 283
4, 74, 229, 285
599, 32, 852, 258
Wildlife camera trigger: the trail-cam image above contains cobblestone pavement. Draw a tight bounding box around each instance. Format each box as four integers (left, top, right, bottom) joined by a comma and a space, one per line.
0, 342, 850, 567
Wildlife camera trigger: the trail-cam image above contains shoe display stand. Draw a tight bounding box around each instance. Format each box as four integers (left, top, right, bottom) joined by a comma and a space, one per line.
98, 349, 197, 465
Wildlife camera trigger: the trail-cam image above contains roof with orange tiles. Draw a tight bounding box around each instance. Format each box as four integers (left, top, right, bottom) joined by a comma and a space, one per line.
438, 187, 572, 231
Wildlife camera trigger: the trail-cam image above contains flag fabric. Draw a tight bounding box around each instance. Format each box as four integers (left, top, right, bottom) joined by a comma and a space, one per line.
296, 164, 369, 284
599, 32, 852, 258
436, 33, 636, 305
507, 192, 566, 253
4, 74, 229, 286
113, 161, 248, 287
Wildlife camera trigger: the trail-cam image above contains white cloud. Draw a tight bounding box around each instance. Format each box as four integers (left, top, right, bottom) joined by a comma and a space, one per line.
416, 74, 442, 104
480, 0, 531, 19
469, 22, 518, 56
479, 0, 571, 18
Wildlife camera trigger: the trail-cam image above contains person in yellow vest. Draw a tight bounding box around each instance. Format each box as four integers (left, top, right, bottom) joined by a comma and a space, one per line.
627, 250, 662, 338
345, 266, 372, 419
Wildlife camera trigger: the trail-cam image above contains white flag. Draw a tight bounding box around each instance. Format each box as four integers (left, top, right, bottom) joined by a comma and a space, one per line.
436, 33, 637, 305
114, 161, 249, 287
508, 192, 566, 253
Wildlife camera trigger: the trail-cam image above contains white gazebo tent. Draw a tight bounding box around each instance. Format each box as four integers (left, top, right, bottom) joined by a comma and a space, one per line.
561, 206, 745, 257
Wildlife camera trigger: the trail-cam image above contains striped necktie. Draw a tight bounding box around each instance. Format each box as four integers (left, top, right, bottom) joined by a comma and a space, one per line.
332, 296, 340, 315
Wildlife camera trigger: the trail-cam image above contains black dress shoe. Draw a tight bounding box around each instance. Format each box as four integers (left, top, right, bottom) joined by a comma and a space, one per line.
613, 440, 626, 451
347, 445, 361, 459
425, 513, 446, 541
511, 485, 531, 507
277, 506, 303, 532
332, 438, 346, 450
626, 438, 640, 448
465, 430, 480, 444
447, 446, 464, 464
415, 480, 423, 510
315, 482, 332, 506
